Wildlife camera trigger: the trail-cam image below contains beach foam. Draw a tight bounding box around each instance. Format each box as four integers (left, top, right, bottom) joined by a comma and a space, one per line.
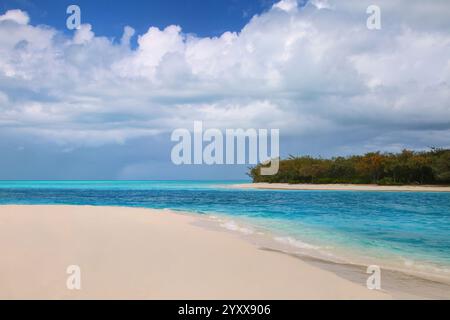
273, 236, 319, 250
220, 220, 254, 235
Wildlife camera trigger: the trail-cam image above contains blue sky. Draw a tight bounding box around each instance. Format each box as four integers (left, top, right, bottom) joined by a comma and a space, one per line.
1, 0, 279, 39
0, 0, 449, 179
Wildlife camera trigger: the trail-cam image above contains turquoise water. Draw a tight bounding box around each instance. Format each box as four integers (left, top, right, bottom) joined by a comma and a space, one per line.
1, 180, 449, 276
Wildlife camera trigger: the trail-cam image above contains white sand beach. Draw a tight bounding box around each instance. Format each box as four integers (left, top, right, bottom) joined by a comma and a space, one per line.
230, 183, 450, 192
0, 205, 392, 300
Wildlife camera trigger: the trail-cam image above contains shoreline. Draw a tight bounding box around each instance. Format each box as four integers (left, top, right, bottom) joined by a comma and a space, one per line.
229, 183, 450, 192
199, 214, 450, 299
0, 205, 392, 300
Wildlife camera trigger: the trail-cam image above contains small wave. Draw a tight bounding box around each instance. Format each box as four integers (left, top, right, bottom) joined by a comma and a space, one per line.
400, 257, 450, 276
220, 221, 254, 235
403, 258, 415, 268
274, 236, 319, 250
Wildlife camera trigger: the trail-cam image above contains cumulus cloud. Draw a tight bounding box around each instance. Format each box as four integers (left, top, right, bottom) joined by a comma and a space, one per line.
120, 26, 135, 47
0, 9, 29, 25
273, 0, 298, 12
310, 0, 332, 10
0, 0, 449, 154
73, 23, 95, 44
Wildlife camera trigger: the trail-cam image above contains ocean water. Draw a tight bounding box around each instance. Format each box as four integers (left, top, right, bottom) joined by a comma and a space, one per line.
1, 180, 449, 278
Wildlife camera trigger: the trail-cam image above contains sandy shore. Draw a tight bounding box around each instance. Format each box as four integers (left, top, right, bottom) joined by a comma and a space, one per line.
230, 183, 450, 192
0, 205, 391, 300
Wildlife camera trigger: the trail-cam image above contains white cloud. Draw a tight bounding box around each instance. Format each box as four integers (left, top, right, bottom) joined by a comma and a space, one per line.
120, 26, 135, 47
0, 9, 29, 25
310, 0, 331, 10
0, 0, 449, 152
73, 23, 95, 44
273, 0, 298, 12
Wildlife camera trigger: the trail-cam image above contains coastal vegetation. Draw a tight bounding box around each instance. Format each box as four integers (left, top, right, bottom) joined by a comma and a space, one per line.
249, 148, 450, 185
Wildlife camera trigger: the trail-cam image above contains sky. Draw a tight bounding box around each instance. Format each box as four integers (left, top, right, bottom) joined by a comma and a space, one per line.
0, 0, 449, 180
0, 0, 281, 39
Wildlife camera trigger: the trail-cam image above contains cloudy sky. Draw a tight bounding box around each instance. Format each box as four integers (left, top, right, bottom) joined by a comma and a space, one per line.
0, 0, 449, 179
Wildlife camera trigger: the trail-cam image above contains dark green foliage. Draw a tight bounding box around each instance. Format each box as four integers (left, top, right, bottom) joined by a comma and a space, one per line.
248, 148, 450, 185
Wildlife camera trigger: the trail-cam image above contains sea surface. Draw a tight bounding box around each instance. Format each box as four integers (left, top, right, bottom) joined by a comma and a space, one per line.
1, 180, 449, 279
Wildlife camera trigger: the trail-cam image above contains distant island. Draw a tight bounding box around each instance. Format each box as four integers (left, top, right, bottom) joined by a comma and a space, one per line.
249, 148, 450, 186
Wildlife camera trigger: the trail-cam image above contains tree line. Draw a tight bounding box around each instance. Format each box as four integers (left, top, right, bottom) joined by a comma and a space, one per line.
249, 148, 450, 185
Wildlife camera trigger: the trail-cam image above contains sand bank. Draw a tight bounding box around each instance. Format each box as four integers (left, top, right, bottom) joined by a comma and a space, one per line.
230, 183, 450, 192
0, 205, 390, 299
